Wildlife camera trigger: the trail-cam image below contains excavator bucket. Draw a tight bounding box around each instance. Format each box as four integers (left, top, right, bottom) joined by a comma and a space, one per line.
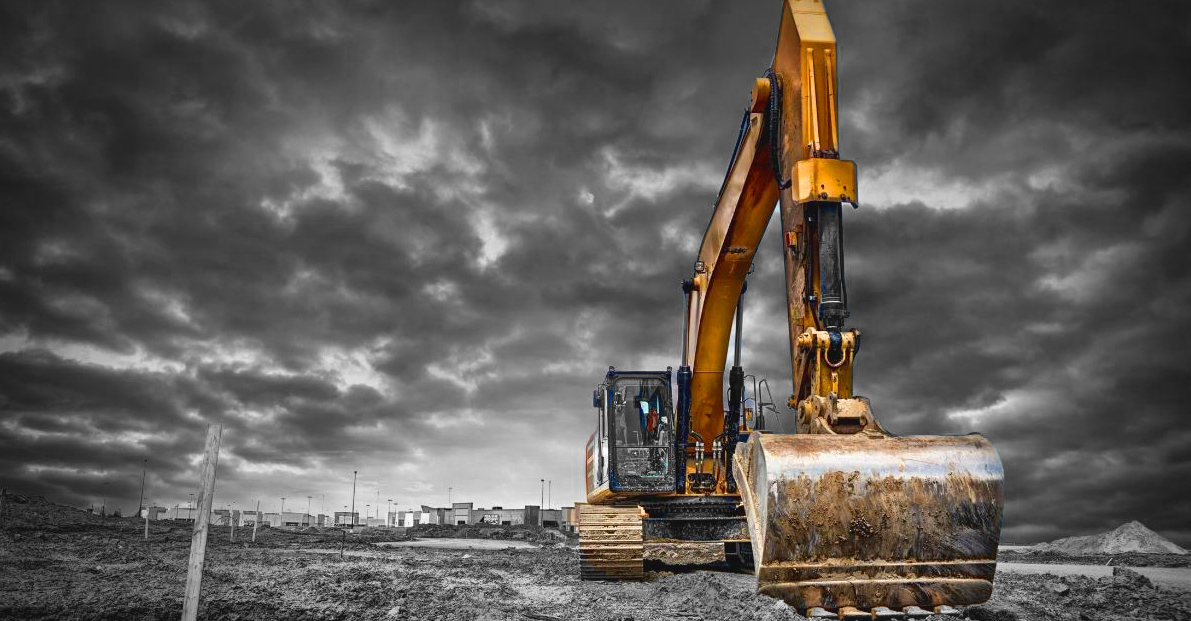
733, 432, 1003, 613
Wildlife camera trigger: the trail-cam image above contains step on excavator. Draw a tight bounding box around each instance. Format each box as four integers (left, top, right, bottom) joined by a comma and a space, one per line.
578, 1, 1004, 617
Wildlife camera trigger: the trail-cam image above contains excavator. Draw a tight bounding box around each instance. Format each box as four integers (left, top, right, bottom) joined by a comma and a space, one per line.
578, 1, 1004, 618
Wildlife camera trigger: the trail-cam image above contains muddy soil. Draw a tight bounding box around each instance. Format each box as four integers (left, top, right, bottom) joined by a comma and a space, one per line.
2, 497, 1189, 620
407, 523, 574, 545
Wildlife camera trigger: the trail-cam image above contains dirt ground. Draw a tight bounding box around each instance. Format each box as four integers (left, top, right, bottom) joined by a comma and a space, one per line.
998, 549, 1191, 568
2, 495, 1189, 621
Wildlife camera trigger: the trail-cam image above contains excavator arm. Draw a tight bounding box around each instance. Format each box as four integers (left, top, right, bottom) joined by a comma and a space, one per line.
677, 0, 1004, 613
684, 0, 876, 451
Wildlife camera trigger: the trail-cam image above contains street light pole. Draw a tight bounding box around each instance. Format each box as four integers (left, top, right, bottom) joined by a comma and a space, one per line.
350, 471, 357, 527
387, 498, 392, 526
138, 459, 147, 517
548, 479, 552, 510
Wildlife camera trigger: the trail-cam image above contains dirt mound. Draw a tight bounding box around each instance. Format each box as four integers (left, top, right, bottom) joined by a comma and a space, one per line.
408, 523, 573, 544
1032, 521, 1188, 555
0, 493, 134, 530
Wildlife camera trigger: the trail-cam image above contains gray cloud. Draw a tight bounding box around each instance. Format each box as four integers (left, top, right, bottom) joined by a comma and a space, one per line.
1, 0, 1188, 544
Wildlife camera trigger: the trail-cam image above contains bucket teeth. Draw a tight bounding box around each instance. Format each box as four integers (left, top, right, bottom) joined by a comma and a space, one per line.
809, 606, 930, 619
933, 605, 962, 616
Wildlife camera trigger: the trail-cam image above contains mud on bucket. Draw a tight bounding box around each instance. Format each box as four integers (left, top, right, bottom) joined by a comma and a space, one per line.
732, 432, 1003, 611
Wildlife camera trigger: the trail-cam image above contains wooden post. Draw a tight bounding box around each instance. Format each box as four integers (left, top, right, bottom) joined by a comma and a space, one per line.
181, 424, 222, 621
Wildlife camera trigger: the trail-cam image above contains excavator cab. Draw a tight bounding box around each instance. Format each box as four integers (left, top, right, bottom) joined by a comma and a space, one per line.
586, 368, 675, 498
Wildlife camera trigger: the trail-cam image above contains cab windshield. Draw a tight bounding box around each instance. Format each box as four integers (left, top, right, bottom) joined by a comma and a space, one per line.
610, 379, 670, 447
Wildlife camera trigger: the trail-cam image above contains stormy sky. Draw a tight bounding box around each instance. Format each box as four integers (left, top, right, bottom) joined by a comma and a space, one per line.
2, 0, 1189, 545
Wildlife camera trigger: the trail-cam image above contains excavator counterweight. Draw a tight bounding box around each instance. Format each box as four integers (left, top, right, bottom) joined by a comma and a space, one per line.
579, 0, 1004, 616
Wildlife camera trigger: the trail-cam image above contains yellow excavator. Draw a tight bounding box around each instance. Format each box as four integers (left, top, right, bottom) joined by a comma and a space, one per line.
578, 1, 1004, 618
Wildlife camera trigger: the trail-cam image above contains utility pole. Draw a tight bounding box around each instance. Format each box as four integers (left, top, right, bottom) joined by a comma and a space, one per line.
306, 496, 312, 526
548, 479, 552, 510
101, 482, 109, 516
540, 479, 544, 526
448, 486, 452, 506
188, 493, 195, 521
350, 470, 357, 527
252, 500, 260, 542
182, 423, 222, 621
138, 459, 147, 517
280, 496, 286, 525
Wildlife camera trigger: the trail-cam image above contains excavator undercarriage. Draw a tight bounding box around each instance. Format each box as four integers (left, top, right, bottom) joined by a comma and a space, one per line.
579, 0, 1004, 617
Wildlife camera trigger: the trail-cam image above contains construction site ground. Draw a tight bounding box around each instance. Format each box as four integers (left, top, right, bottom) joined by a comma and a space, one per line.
2, 497, 1190, 620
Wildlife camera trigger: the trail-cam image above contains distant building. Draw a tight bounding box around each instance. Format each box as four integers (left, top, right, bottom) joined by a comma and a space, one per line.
161, 505, 199, 522
476, 506, 527, 526
150, 497, 574, 530
268, 511, 311, 527
540, 508, 561, 528
211, 509, 241, 527
393, 510, 424, 527
141, 506, 167, 521
412, 503, 573, 529
421, 505, 451, 525
452, 502, 472, 525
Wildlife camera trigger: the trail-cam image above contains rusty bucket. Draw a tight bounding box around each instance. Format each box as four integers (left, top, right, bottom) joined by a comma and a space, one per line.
733, 432, 1003, 611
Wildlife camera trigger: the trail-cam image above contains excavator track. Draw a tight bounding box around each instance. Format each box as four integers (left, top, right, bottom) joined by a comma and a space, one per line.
577, 504, 644, 581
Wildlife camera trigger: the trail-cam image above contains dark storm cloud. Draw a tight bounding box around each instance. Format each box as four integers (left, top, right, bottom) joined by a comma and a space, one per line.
1, 0, 1188, 544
